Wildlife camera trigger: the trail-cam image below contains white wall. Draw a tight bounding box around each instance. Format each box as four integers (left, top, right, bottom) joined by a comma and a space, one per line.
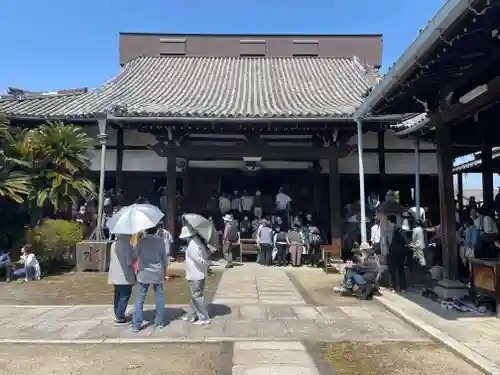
86, 127, 437, 175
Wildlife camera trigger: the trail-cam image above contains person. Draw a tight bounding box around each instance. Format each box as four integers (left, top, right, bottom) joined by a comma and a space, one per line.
0, 251, 12, 283
20, 245, 40, 282
257, 220, 273, 266
385, 215, 408, 293
179, 226, 211, 324
495, 187, 500, 218
273, 227, 288, 267
307, 225, 323, 267
222, 214, 238, 268
108, 235, 137, 325
409, 219, 426, 267
343, 242, 380, 299
370, 217, 381, 254
275, 186, 292, 225
132, 226, 168, 332
288, 225, 304, 267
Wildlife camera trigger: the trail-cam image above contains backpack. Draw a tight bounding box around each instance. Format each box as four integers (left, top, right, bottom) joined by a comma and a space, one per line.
276, 231, 287, 243
228, 224, 239, 243
309, 227, 323, 245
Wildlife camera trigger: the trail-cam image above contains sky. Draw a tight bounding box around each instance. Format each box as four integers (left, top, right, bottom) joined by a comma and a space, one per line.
0, 0, 490, 188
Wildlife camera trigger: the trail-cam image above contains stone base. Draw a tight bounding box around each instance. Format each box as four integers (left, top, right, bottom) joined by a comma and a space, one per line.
433, 279, 468, 299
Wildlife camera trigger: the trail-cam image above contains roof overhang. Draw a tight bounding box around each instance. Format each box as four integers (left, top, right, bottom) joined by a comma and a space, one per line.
354, 0, 472, 120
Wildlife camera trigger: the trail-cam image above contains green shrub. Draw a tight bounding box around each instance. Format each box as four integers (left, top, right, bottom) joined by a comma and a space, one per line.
26, 219, 83, 261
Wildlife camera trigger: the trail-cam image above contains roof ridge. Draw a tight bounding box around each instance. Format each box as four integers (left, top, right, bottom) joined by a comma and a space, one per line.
0, 87, 87, 101
131, 55, 359, 62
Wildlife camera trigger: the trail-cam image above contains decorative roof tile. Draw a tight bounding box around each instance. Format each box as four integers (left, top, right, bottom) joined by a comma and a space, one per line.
453, 148, 500, 173
2, 56, 378, 119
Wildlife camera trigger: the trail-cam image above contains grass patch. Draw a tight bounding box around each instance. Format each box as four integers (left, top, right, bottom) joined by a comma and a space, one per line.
319, 341, 482, 375
0, 268, 221, 305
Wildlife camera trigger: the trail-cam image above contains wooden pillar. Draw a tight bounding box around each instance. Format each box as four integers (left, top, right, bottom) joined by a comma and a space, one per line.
377, 131, 387, 198
183, 161, 190, 212
436, 122, 458, 279
312, 160, 322, 216
166, 154, 177, 235
329, 156, 342, 244
457, 172, 464, 211
481, 124, 494, 214
115, 127, 124, 205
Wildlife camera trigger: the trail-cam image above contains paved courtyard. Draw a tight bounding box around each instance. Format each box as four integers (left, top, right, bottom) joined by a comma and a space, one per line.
0, 263, 487, 374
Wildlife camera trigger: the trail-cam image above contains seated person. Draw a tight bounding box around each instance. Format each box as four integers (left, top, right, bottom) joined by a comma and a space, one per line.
0, 251, 12, 282
343, 242, 380, 299
15, 245, 41, 282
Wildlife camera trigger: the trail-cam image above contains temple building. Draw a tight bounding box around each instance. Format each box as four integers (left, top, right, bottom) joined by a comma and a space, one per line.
0, 33, 439, 240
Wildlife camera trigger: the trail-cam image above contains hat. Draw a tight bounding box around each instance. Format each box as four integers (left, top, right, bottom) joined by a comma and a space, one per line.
179, 225, 196, 239
223, 214, 234, 222
359, 242, 371, 251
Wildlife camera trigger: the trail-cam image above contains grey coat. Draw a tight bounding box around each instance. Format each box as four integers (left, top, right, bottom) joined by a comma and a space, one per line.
108, 236, 137, 285
136, 234, 168, 284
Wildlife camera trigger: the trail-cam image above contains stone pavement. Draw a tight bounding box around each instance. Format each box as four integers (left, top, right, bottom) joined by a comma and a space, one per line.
213, 263, 306, 305
376, 288, 500, 375
0, 264, 435, 375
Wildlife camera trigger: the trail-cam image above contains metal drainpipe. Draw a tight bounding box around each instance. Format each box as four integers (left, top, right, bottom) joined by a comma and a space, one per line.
356, 119, 367, 243
415, 137, 421, 220
94, 118, 108, 241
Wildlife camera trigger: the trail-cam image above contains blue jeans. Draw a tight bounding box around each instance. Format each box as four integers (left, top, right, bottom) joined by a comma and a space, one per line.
0, 257, 12, 281
25, 265, 35, 280
345, 269, 366, 287
113, 285, 133, 322
132, 282, 165, 329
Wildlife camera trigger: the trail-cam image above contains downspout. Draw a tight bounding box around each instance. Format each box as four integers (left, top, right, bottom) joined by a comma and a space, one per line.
356, 119, 367, 243
415, 137, 421, 219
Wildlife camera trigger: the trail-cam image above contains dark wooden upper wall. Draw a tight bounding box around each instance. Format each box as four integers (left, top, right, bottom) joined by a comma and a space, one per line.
119, 33, 383, 68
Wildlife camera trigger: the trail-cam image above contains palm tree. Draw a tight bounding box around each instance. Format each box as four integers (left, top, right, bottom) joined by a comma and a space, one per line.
19, 121, 96, 213
0, 115, 31, 203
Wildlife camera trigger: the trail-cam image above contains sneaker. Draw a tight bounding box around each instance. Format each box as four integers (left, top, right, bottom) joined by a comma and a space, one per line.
193, 319, 211, 325
131, 321, 149, 332
181, 315, 196, 322
114, 319, 128, 326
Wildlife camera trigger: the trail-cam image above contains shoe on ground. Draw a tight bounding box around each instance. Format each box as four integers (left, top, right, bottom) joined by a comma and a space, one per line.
131, 321, 149, 332
181, 315, 196, 322
193, 319, 211, 325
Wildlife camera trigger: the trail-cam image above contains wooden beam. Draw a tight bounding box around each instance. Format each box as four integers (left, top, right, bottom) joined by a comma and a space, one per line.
155, 143, 354, 160
329, 157, 342, 245
115, 127, 124, 203
377, 131, 386, 197
428, 75, 500, 128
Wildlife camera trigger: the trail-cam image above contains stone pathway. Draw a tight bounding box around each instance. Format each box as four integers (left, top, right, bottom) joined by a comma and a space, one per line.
213, 264, 306, 305
376, 288, 500, 375
0, 264, 441, 375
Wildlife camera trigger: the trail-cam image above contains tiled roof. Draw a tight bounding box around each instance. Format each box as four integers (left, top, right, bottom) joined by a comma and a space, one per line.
0, 89, 86, 118
453, 148, 500, 173
1, 56, 378, 119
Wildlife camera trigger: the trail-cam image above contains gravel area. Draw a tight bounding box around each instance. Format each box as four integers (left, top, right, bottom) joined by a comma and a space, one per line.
0, 343, 226, 375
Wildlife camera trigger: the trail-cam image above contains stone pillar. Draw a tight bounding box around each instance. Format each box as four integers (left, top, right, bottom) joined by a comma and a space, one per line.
436, 122, 458, 279
166, 154, 177, 235
328, 156, 342, 244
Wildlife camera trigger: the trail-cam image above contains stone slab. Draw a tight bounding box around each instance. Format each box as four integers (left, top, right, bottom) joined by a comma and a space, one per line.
234, 341, 305, 351
232, 365, 320, 375
233, 350, 314, 366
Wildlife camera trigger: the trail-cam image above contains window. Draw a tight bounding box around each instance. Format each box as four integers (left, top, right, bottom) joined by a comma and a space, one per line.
160, 38, 186, 56
293, 40, 319, 57
240, 40, 266, 57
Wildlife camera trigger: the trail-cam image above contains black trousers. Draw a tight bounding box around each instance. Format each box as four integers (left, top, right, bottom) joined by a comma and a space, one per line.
308, 243, 321, 266
387, 252, 407, 291
260, 244, 273, 266
275, 243, 288, 266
